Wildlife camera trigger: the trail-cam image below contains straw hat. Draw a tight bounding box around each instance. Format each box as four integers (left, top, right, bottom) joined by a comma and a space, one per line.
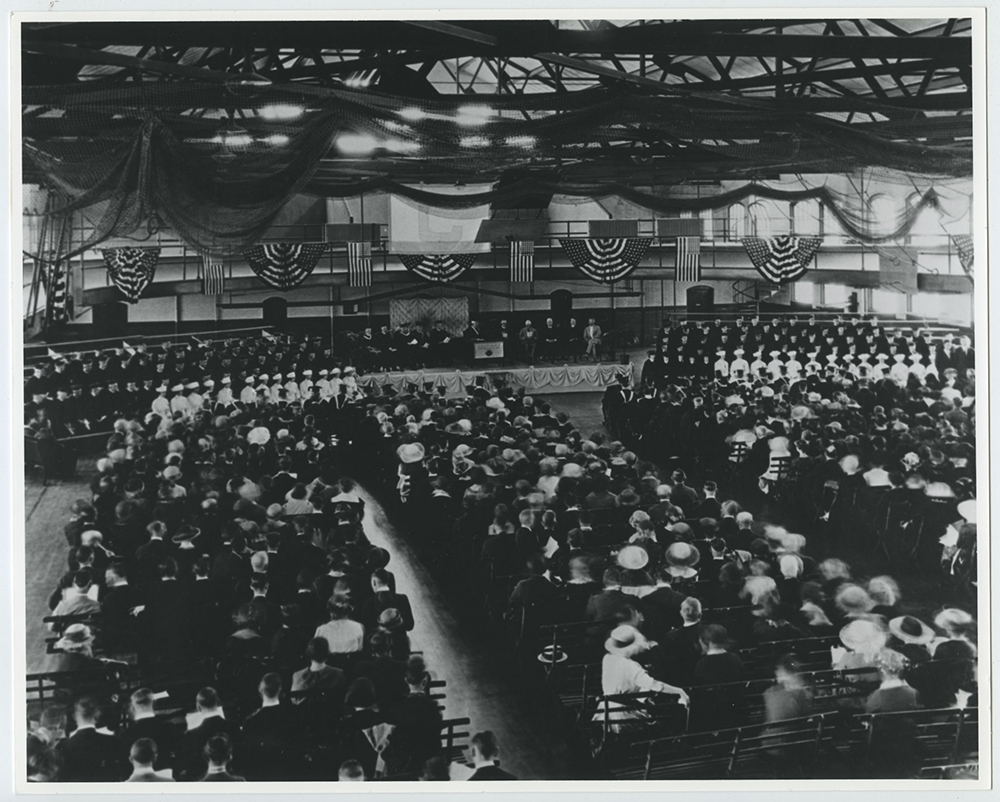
397, 442, 426, 464
617, 545, 650, 571
888, 615, 935, 645
247, 426, 271, 445
957, 499, 977, 523
664, 542, 700, 570
604, 624, 645, 656
171, 524, 201, 544
453, 444, 474, 459
835, 584, 875, 615
55, 623, 94, 653
839, 620, 887, 654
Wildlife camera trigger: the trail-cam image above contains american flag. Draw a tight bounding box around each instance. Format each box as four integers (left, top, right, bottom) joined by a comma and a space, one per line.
676, 236, 701, 282
347, 241, 373, 287
202, 261, 225, 295
510, 240, 535, 283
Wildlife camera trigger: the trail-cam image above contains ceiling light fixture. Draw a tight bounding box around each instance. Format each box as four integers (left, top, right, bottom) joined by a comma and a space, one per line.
258, 104, 304, 121
459, 135, 490, 148
336, 133, 381, 155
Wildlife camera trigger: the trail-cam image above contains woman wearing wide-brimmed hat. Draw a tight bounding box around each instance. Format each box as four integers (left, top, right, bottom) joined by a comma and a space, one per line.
53, 623, 104, 673
596, 624, 689, 732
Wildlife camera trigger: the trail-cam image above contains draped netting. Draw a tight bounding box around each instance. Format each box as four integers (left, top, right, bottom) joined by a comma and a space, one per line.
23, 81, 972, 257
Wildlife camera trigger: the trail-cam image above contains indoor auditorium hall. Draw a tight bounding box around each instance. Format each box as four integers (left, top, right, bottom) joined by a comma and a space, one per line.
19, 15, 982, 787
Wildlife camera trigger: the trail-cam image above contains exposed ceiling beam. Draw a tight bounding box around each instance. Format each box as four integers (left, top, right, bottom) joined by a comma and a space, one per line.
23, 21, 971, 61
406, 21, 498, 47
23, 40, 231, 82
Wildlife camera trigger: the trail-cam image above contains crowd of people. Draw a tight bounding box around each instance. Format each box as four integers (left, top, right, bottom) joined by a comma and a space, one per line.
26, 313, 979, 781
28, 331, 523, 782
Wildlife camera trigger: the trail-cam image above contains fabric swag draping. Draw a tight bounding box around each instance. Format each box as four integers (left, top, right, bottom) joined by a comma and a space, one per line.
243, 242, 329, 290
102, 247, 161, 303
398, 254, 477, 283
742, 236, 823, 284
560, 238, 652, 283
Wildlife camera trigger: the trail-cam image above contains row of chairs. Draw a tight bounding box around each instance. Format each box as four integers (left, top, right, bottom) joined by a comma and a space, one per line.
615, 706, 978, 780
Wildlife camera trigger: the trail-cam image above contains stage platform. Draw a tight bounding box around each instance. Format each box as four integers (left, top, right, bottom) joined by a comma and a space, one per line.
356, 360, 634, 395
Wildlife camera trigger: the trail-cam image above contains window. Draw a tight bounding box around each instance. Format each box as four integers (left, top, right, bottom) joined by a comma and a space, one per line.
823, 284, 849, 308
792, 280, 817, 305
791, 199, 822, 236
727, 203, 747, 242
870, 288, 905, 317
747, 201, 771, 238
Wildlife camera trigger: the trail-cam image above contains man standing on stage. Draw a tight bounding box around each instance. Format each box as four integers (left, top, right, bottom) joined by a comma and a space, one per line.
584, 318, 602, 362
519, 319, 538, 364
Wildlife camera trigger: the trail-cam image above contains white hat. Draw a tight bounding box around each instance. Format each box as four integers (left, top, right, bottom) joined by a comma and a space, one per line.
769, 350, 781, 357
245, 376, 255, 384
259, 374, 269, 382
156, 385, 167, 393
185, 381, 199, 389
222, 376, 232, 384
331, 368, 342, 375
858, 353, 871, 362
319, 369, 329, 376
344, 366, 356, 374
204, 379, 215, 388
303, 370, 313, 376
171, 383, 184, 392
957, 498, 976, 523
286, 371, 296, 378
733, 349, 744, 356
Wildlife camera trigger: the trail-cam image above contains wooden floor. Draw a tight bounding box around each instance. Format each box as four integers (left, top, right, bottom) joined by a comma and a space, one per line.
25, 468, 93, 675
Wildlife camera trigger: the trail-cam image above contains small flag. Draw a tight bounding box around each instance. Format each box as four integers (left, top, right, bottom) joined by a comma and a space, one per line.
347, 241, 373, 287
676, 236, 702, 282
510, 240, 535, 283
951, 234, 974, 278
203, 261, 225, 295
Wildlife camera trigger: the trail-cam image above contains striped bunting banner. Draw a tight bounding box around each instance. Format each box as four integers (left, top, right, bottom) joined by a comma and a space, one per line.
676, 236, 702, 282
243, 242, 328, 290
347, 241, 373, 287
45, 260, 70, 323
202, 259, 225, 295
742, 236, 822, 284
102, 247, 161, 303
399, 253, 477, 283
559, 238, 651, 283
510, 240, 535, 283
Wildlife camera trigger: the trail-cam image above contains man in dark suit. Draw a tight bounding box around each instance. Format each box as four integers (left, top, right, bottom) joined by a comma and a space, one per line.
181, 688, 240, 781
359, 570, 415, 633
134, 521, 173, 587
239, 673, 299, 781
102, 562, 143, 655
58, 697, 119, 782
119, 689, 181, 772
507, 554, 559, 611
144, 557, 194, 660
354, 632, 408, 715
648, 597, 705, 687
693, 481, 722, 520
466, 731, 517, 780
638, 567, 687, 641
198, 734, 246, 782
125, 738, 176, 782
